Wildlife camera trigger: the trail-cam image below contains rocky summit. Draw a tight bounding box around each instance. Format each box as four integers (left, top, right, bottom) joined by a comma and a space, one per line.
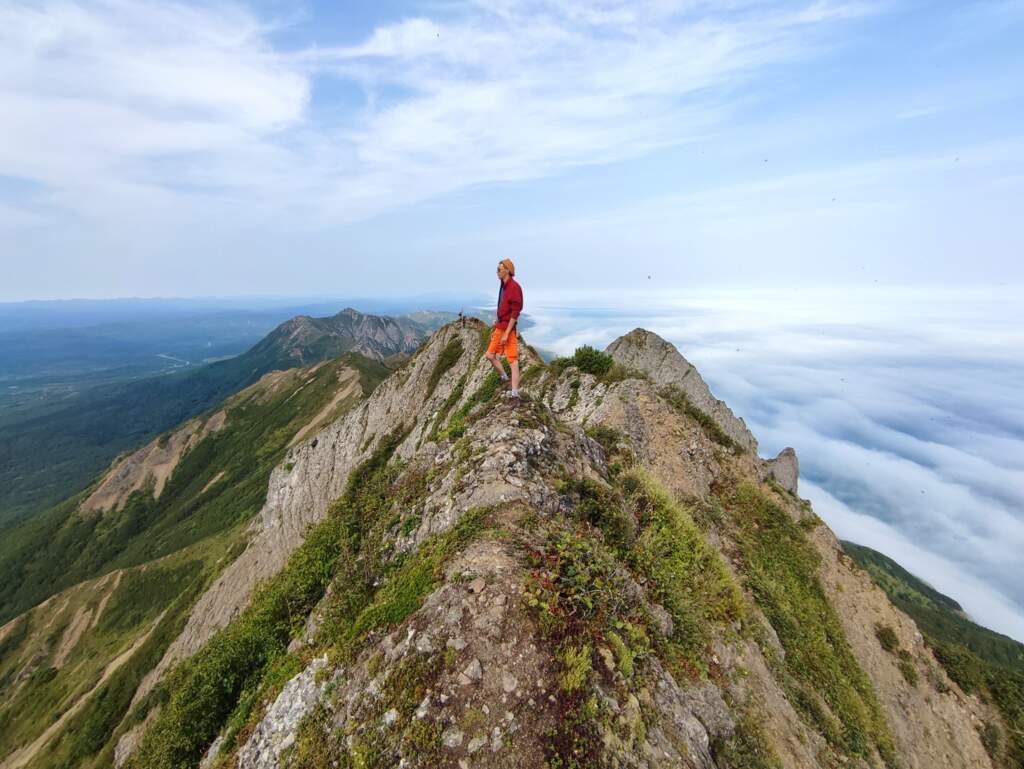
0, 320, 1010, 769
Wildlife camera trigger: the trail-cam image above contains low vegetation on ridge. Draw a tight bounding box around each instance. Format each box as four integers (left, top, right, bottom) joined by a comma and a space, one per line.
721, 481, 898, 768
2, 321, 1009, 769
845, 541, 1024, 767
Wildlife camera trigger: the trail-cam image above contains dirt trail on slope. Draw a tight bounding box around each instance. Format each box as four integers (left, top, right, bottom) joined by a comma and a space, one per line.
0, 611, 166, 769
52, 606, 92, 669
201, 470, 227, 494
89, 571, 125, 630
288, 368, 360, 448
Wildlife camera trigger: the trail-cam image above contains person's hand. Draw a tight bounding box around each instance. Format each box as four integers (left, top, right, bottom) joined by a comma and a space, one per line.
501, 332, 509, 343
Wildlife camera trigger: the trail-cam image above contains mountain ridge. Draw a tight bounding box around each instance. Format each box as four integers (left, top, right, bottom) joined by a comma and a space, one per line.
0, 308, 455, 527
1, 321, 1017, 769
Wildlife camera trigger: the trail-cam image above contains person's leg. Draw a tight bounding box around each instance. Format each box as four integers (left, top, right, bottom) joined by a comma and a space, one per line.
485, 329, 509, 380
486, 351, 508, 379
507, 332, 520, 396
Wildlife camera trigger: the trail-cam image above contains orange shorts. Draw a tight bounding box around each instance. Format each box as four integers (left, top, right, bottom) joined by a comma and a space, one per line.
486, 327, 518, 361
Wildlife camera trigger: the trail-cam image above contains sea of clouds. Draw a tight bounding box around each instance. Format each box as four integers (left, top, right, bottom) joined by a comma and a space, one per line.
508, 287, 1024, 643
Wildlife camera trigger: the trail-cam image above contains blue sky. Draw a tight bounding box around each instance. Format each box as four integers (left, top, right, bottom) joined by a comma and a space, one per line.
1, 0, 1023, 300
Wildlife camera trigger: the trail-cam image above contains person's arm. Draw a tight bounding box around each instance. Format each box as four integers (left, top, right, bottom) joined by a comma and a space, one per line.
502, 283, 523, 340
502, 315, 517, 341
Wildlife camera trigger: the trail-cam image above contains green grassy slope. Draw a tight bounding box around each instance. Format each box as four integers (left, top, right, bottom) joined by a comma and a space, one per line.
0, 353, 389, 626
842, 542, 1024, 671
0, 535, 233, 769
843, 540, 1024, 767
0, 310, 441, 526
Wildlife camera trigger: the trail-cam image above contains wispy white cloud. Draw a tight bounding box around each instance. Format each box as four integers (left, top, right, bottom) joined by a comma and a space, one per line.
0, 0, 883, 233
300, 0, 889, 221
2, 0, 1020, 300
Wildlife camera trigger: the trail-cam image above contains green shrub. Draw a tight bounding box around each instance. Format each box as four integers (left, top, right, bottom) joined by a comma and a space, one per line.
932, 641, 987, 695
898, 656, 919, 686
559, 644, 593, 692
986, 667, 1024, 766
552, 346, 614, 377
621, 472, 743, 675
607, 630, 636, 678
712, 708, 784, 769
432, 370, 503, 442
567, 378, 581, 409
524, 528, 635, 635
584, 424, 624, 455
558, 476, 636, 553
29, 666, 57, 686
979, 721, 1001, 760
875, 624, 899, 653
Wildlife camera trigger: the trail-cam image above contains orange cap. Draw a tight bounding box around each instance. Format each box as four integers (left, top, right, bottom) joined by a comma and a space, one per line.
498, 258, 515, 276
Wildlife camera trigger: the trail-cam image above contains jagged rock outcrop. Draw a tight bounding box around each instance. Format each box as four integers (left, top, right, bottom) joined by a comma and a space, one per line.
543, 372, 726, 499
606, 329, 758, 454
766, 447, 799, 494
235, 657, 328, 767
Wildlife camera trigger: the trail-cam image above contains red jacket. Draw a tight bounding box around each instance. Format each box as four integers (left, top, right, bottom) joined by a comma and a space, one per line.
496, 277, 523, 330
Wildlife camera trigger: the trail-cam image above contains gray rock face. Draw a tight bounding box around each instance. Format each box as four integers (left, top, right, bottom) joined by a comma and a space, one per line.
766, 447, 799, 494
605, 328, 758, 454
545, 374, 722, 500
134, 321, 540, 706
113, 711, 155, 769
198, 734, 224, 769
236, 657, 328, 769
253, 307, 434, 367
645, 664, 735, 769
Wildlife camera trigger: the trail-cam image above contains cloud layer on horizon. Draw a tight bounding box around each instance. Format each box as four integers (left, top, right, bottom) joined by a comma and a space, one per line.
519, 289, 1024, 642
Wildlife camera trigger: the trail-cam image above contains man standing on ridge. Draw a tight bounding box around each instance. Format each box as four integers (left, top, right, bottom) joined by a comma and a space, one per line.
485, 258, 523, 400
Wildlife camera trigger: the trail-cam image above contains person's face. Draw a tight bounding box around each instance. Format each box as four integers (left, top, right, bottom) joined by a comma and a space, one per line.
497, 264, 509, 281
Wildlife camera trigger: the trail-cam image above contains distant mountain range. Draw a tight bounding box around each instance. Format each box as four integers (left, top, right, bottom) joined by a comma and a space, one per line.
0, 308, 456, 525
244, 308, 435, 369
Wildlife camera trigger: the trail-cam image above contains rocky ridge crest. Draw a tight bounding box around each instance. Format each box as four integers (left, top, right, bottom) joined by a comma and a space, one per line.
116, 321, 998, 769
